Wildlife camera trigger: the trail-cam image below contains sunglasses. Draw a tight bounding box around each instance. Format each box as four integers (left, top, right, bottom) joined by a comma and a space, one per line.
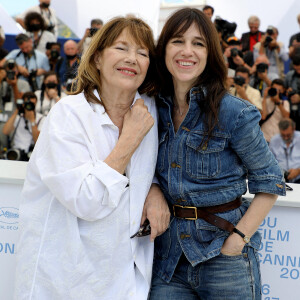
130, 219, 151, 238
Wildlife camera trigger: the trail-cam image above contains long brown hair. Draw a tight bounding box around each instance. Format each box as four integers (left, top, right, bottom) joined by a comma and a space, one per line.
70, 17, 156, 104
156, 8, 227, 140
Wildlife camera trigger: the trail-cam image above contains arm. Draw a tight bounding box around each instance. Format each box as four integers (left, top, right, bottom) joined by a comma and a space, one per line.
2, 109, 18, 135
77, 28, 90, 54
221, 193, 277, 255
34, 99, 154, 221
222, 104, 284, 255
7, 76, 22, 101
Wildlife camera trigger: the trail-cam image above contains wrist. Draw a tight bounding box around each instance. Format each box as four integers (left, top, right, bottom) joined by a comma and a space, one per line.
233, 227, 250, 244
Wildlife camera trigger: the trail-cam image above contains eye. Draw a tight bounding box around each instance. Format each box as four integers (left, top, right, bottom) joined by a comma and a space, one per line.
138, 51, 149, 58
172, 39, 183, 44
116, 47, 125, 51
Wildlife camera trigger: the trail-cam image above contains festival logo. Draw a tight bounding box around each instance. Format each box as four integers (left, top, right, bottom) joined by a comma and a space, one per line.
0, 207, 19, 225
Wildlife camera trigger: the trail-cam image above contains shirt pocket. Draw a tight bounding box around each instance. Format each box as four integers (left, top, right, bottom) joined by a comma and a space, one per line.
186, 132, 226, 179
156, 129, 169, 174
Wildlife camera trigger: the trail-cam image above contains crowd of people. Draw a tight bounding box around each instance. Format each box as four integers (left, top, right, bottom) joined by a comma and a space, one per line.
0, 2, 299, 184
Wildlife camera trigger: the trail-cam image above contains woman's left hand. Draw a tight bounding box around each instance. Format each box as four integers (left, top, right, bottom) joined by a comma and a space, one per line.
141, 183, 170, 242
220, 233, 245, 256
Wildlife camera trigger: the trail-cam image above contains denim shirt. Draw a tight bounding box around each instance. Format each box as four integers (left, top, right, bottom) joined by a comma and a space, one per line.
153, 87, 286, 283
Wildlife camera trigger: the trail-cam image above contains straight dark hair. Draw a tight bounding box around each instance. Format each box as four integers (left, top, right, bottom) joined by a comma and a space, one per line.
156, 7, 227, 142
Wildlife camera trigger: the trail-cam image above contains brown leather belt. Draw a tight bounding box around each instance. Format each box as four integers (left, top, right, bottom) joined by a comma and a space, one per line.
173, 197, 242, 233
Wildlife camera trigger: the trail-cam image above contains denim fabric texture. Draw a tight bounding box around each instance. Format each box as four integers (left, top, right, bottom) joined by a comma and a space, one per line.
153, 87, 286, 284
150, 247, 261, 300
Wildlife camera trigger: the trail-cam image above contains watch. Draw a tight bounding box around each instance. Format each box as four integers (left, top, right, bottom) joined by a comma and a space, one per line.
233, 228, 250, 243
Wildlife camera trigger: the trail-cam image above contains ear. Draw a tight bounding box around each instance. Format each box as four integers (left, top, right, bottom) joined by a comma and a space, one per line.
94, 51, 101, 70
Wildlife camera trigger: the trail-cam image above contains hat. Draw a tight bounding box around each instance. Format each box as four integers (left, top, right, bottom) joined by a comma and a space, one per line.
226, 36, 241, 46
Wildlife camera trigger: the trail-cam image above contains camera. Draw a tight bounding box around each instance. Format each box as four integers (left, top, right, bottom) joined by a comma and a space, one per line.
256, 63, 268, 73
230, 48, 239, 57
268, 87, 277, 97
7, 59, 15, 70
16, 98, 35, 115
214, 17, 237, 41
6, 70, 16, 80
89, 28, 99, 37
264, 36, 273, 48
4, 148, 29, 161
233, 75, 245, 86
50, 49, 60, 60
28, 70, 38, 92
288, 90, 297, 99
266, 26, 274, 36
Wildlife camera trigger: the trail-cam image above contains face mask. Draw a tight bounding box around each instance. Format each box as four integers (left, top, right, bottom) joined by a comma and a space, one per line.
66, 54, 77, 60
50, 49, 60, 59
46, 82, 57, 89
40, 2, 50, 8
29, 24, 41, 32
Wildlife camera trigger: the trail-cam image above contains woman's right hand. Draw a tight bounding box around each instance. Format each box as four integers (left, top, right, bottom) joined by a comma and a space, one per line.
121, 98, 154, 148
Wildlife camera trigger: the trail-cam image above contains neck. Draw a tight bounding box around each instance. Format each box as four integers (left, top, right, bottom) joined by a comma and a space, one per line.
173, 81, 191, 109
100, 87, 136, 129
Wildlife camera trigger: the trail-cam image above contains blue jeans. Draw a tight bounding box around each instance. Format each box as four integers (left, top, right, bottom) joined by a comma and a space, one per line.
149, 246, 261, 300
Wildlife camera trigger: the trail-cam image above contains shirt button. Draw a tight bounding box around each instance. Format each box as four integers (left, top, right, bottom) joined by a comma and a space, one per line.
171, 162, 181, 168
180, 234, 191, 239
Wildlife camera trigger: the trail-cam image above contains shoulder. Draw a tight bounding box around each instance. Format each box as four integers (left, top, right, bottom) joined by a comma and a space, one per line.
295, 131, 300, 141
270, 133, 281, 146
6, 49, 20, 59
34, 50, 48, 59
219, 93, 261, 131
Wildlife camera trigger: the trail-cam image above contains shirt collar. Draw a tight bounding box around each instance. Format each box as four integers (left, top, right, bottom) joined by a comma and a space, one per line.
91, 89, 142, 125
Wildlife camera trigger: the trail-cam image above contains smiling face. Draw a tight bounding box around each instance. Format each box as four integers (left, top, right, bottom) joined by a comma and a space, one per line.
165, 23, 207, 90
95, 28, 150, 93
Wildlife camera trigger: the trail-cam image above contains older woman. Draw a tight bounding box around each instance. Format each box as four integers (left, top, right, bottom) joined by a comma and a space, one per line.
149, 8, 285, 299
14, 17, 169, 300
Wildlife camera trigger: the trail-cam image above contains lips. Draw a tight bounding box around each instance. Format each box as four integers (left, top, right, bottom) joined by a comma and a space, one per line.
117, 67, 137, 76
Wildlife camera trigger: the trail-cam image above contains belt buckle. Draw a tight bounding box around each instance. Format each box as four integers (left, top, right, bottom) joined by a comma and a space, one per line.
173, 205, 198, 220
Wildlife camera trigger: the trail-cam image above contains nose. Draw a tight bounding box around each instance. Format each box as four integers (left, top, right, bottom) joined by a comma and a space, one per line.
181, 42, 193, 56
124, 50, 137, 64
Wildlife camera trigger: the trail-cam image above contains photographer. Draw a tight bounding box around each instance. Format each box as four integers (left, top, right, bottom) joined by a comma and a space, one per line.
241, 16, 264, 53
0, 34, 50, 91
253, 26, 289, 79
24, 12, 56, 54
35, 71, 66, 115
16, 0, 58, 38
269, 118, 300, 183
223, 36, 252, 71
77, 18, 103, 55
261, 79, 290, 142
2, 92, 45, 161
250, 55, 279, 96
0, 60, 31, 149
229, 66, 262, 111
284, 54, 300, 130
60, 40, 80, 92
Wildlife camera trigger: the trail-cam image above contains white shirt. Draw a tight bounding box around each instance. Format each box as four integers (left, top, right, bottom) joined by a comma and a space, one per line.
14, 91, 158, 300
26, 30, 57, 54
12, 112, 45, 152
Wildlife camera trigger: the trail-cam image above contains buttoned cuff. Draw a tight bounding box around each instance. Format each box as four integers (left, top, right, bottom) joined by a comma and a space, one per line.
90, 160, 129, 208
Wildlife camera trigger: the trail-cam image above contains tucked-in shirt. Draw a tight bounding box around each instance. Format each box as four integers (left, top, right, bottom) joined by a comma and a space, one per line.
269, 131, 300, 183
14, 91, 158, 300
261, 98, 290, 142
5, 49, 50, 89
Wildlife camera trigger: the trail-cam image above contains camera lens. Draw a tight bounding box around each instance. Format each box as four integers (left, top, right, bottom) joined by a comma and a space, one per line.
268, 88, 277, 97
